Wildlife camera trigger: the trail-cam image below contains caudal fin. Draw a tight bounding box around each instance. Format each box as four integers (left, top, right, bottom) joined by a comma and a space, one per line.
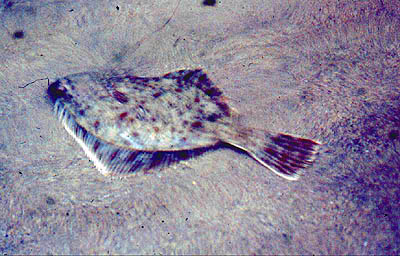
227, 131, 320, 181
254, 133, 320, 180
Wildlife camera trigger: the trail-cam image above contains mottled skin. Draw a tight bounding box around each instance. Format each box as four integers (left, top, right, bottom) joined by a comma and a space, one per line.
48, 69, 320, 180
50, 69, 231, 151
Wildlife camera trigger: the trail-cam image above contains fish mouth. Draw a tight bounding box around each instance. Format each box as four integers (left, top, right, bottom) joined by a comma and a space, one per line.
47, 79, 72, 104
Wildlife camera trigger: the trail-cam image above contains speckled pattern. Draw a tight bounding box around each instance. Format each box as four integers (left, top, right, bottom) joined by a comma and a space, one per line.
48, 69, 230, 151
47, 69, 319, 179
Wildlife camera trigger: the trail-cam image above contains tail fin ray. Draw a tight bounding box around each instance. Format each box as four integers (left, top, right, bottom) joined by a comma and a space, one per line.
253, 133, 320, 180
226, 131, 320, 181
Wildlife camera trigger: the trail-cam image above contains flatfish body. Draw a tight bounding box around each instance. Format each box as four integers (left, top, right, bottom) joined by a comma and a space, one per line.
48, 69, 320, 180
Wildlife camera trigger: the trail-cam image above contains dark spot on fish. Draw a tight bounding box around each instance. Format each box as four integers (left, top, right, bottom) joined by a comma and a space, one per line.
112, 90, 129, 103
151, 117, 156, 122
171, 127, 176, 133
182, 71, 194, 82
216, 101, 230, 116
197, 108, 204, 114
191, 121, 203, 128
13, 30, 24, 39
132, 132, 139, 137
204, 87, 222, 98
78, 109, 85, 116
128, 117, 135, 123
153, 127, 160, 133
119, 112, 128, 120
186, 104, 192, 110
194, 97, 200, 103
183, 120, 189, 126
175, 88, 183, 93
199, 73, 208, 81
206, 113, 220, 122
140, 100, 146, 105
153, 91, 162, 98
182, 137, 187, 141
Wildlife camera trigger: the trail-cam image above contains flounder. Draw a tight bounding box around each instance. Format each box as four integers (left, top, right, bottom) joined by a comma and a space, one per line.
47, 69, 320, 180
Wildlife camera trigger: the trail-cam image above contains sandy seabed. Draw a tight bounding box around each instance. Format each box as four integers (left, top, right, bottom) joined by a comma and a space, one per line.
0, 0, 399, 254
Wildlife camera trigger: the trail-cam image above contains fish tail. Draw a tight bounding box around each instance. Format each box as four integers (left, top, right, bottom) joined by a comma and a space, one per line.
225, 129, 321, 180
